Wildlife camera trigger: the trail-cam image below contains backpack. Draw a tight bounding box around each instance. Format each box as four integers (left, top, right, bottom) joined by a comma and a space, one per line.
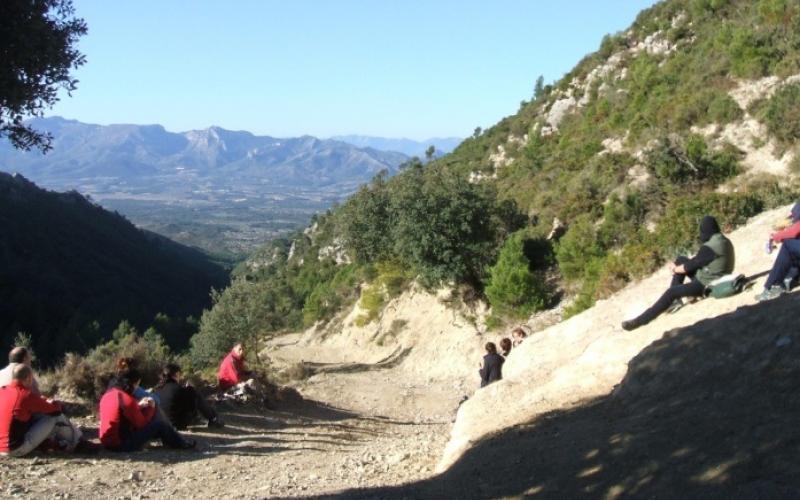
707, 273, 746, 299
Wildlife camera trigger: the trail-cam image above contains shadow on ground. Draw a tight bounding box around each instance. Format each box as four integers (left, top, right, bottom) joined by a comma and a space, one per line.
301, 347, 413, 376
319, 292, 800, 499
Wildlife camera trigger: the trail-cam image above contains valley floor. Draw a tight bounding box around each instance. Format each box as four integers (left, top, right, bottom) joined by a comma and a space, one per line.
0, 334, 466, 500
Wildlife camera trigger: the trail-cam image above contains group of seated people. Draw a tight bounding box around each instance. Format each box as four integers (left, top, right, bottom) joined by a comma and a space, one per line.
479, 327, 527, 388
1, 342, 254, 457
622, 206, 800, 331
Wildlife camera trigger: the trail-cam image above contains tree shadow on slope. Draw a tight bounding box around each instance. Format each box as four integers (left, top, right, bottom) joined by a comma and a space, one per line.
323, 292, 800, 499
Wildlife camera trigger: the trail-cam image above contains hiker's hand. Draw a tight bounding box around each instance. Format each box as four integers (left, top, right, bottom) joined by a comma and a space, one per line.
139, 397, 154, 408
673, 264, 686, 274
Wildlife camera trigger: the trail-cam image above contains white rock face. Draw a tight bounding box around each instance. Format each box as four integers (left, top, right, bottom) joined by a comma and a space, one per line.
630, 31, 676, 56
692, 73, 800, 178
318, 237, 351, 265
544, 95, 578, 132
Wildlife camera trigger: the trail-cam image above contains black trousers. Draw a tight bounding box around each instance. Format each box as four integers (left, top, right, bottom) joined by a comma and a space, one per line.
172, 387, 218, 429
633, 256, 706, 326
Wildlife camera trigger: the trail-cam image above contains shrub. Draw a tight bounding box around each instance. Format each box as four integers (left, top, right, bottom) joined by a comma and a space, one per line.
647, 135, 740, 185
53, 321, 172, 402
655, 192, 764, 257
753, 83, 800, 147
354, 262, 411, 326
485, 232, 549, 319
556, 215, 605, 282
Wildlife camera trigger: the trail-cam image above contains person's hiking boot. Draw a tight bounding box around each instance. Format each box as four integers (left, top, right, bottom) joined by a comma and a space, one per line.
178, 438, 197, 450
784, 277, 794, 292
207, 418, 225, 429
666, 298, 684, 314
755, 285, 785, 302
621, 319, 641, 331
73, 439, 101, 455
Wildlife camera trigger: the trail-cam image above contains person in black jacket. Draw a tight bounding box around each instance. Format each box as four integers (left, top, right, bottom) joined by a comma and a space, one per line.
155, 364, 223, 430
622, 215, 735, 331
479, 342, 504, 388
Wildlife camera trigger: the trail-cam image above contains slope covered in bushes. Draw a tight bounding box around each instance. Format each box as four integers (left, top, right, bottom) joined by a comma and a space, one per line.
193, 0, 800, 363
0, 172, 228, 365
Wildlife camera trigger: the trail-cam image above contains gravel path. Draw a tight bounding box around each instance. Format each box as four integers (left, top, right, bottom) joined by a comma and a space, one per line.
1, 353, 466, 499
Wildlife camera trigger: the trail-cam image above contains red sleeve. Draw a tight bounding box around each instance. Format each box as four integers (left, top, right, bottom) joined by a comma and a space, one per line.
119, 392, 154, 429
22, 392, 62, 415
772, 222, 800, 243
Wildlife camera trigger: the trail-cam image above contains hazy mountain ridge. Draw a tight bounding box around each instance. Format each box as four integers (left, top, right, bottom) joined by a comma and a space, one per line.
331, 135, 462, 158
0, 117, 409, 189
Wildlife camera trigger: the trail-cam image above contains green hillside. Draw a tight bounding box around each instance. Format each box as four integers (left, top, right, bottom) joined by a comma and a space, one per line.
0, 172, 229, 365
192, 0, 800, 363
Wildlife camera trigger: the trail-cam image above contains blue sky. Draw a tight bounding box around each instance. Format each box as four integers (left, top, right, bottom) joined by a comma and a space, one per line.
49, 1, 660, 139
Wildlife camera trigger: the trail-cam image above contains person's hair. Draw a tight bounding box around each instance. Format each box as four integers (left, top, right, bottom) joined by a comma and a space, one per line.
12, 364, 32, 382
500, 338, 512, 355
485, 342, 497, 354
116, 357, 136, 374
511, 327, 527, 338
9, 346, 28, 364
158, 363, 182, 388
112, 357, 141, 394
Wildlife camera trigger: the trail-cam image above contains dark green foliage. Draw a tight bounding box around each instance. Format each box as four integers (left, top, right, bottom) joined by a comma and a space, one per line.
390, 166, 505, 286
340, 173, 392, 262
646, 135, 740, 185
752, 83, 800, 147
485, 232, 550, 319
556, 216, 605, 282
0, 173, 228, 366
53, 321, 172, 401
0, 0, 87, 151
654, 192, 764, 256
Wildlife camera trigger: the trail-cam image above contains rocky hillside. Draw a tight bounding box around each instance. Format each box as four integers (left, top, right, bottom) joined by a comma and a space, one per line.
0, 172, 228, 365
195, 0, 800, 367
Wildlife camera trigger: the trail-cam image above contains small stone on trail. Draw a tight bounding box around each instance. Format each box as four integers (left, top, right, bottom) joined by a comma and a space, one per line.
775, 336, 792, 348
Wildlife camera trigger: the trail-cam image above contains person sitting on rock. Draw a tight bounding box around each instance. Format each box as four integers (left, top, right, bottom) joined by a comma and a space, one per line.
511, 327, 527, 348
99, 367, 196, 452
499, 338, 512, 358
622, 215, 734, 331
0, 347, 91, 453
217, 343, 254, 391
756, 202, 800, 301
479, 342, 505, 388
156, 363, 224, 430
0, 365, 75, 457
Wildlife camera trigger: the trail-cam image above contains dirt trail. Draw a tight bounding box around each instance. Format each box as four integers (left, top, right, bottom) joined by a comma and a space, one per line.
1, 336, 463, 499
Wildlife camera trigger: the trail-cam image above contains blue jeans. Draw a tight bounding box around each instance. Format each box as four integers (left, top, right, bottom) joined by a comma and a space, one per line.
117, 418, 188, 452
765, 239, 800, 289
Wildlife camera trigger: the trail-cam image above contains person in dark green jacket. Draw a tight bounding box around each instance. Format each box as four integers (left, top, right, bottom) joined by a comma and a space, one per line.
622, 215, 734, 331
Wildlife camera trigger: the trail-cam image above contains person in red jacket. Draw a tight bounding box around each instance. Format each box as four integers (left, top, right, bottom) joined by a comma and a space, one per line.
98, 368, 195, 452
757, 202, 800, 301
0, 365, 62, 457
217, 343, 253, 390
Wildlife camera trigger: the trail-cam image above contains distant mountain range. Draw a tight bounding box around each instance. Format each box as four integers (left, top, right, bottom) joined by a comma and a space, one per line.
0, 117, 428, 254
330, 135, 462, 158
0, 117, 409, 191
